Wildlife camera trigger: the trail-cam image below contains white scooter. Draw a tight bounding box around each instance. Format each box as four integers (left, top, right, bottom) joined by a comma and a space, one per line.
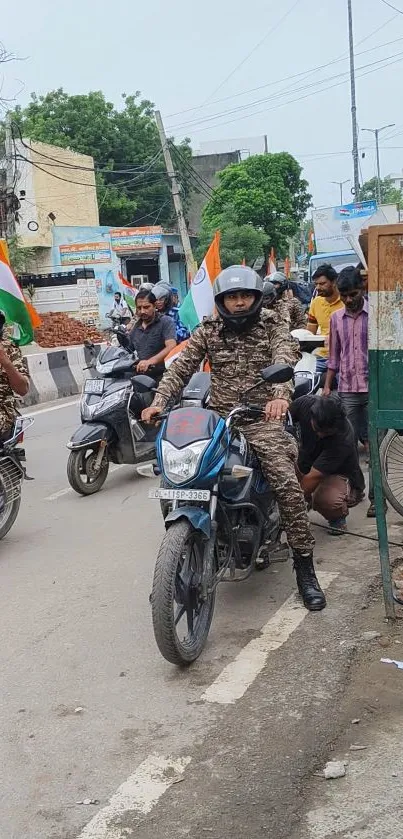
292, 328, 325, 396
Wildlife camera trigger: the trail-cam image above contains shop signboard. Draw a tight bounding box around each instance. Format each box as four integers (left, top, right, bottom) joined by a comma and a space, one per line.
312, 201, 380, 253
59, 241, 111, 265
110, 226, 163, 252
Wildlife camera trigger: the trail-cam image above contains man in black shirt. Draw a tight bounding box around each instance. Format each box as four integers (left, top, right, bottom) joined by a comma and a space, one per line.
129, 288, 176, 376
290, 394, 365, 534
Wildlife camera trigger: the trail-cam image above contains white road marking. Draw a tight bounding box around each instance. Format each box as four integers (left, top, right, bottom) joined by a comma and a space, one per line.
23, 398, 80, 417
46, 487, 72, 501
45, 465, 124, 501
76, 754, 191, 839
201, 571, 338, 705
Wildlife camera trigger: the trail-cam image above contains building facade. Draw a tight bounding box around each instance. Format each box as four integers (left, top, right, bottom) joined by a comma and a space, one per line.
20, 224, 189, 327
14, 139, 99, 266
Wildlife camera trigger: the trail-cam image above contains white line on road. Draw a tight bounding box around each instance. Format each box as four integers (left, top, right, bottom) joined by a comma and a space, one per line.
201, 571, 338, 705
76, 754, 191, 839
23, 398, 80, 417
45, 486, 72, 501
45, 465, 124, 501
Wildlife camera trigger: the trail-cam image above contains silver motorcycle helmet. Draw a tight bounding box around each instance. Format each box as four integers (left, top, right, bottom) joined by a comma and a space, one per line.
269, 271, 289, 299
262, 279, 277, 307
152, 281, 173, 310
214, 266, 263, 332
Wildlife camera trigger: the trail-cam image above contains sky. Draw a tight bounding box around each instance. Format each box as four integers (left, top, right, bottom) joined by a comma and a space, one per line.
2, 0, 403, 209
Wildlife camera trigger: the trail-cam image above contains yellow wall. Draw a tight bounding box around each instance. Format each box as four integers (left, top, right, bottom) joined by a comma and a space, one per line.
17, 140, 99, 253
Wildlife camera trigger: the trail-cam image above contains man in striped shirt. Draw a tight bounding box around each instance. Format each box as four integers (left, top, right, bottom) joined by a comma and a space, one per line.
324, 267, 372, 513
324, 266, 368, 429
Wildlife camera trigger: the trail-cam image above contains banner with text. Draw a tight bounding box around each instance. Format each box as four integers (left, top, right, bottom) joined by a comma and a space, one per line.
110, 226, 163, 252
59, 242, 111, 265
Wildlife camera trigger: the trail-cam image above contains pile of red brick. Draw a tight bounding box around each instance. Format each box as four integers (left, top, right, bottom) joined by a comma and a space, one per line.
34, 312, 104, 348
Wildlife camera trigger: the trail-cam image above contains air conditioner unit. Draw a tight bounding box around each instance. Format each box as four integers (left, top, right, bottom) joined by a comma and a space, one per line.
130, 274, 149, 288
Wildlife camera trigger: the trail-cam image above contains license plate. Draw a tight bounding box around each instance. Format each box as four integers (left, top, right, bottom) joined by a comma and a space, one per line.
84, 378, 104, 395
149, 488, 211, 501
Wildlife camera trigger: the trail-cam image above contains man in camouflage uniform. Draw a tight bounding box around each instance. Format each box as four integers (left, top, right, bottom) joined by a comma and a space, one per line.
143, 266, 326, 611
264, 272, 307, 330
0, 314, 30, 438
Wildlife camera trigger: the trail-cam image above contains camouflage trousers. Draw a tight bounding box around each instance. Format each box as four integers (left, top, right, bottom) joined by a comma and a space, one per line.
241, 419, 315, 553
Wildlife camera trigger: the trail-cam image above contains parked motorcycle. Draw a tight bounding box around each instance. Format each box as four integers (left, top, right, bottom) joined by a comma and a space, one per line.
105, 313, 132, 347
0, 416, 34, 539
66, 337, 158, 495
146, 362, 301, 666
292, 328, 324, 396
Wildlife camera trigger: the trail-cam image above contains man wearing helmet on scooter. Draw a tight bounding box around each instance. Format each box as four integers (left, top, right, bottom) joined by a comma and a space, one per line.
152, 281, 190, 342
142, 266, 325, 612
265, 272, 307, 330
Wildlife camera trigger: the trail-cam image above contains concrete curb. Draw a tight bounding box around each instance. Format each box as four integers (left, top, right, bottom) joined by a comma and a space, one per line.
22, 343, 103, 407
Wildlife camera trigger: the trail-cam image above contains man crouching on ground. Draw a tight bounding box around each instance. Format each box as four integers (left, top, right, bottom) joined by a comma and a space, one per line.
290, 393, 365, 535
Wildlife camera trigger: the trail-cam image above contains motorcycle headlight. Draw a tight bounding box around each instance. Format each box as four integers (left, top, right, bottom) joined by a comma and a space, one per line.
82, 388, 128, 420
161, 439, 209, 485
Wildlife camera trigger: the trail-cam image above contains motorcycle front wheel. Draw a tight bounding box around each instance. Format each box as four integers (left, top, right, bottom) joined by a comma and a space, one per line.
151, 519, 216, 665
0, 467, 21, 539
67, 447, 109, 496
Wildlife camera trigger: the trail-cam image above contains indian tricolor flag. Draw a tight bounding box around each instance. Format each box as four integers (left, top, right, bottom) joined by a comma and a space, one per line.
267, 246, 276, 275
179, 232, 221, 332
0, 240, 35, 345
118, 271, 136, 313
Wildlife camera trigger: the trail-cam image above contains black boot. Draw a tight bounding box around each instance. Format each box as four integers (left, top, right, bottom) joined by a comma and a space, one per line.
293, 552, 326, 611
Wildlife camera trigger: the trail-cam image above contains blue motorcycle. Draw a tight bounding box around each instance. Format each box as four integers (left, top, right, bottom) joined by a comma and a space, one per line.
148, 362, 294, 665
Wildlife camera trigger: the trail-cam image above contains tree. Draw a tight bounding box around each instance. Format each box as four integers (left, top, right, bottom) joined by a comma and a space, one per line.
197, 208, 268, 268
359, 176, 402, 204
7, 89, 192, 227
201, 153, 311, 257
6, 235, 36, 276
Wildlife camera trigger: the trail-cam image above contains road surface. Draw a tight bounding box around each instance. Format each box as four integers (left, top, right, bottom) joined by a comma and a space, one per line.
0, 397, 389, 839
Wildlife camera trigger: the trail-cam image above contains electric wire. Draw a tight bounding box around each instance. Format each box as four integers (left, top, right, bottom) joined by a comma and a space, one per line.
380, 0, 403, 13
200, 0, 304, 105
169, 50, 403, 132
11, 125, 165, 174
174, 52, 403, 135
169, 143, 214, 197
167, 17, 400, 119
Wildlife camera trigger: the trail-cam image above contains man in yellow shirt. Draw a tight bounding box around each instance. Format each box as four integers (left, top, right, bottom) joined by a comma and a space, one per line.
307, 264, 344, 376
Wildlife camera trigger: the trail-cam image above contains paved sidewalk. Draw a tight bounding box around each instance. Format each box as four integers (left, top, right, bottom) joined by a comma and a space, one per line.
296, 591, 403, 839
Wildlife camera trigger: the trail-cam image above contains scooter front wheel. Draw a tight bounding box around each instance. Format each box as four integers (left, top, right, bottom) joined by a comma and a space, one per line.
67, 447, 109, 496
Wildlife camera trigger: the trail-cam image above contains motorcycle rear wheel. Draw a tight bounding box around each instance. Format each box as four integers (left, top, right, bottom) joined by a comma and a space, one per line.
151, 519, 216, 665
67, 447, 109, 495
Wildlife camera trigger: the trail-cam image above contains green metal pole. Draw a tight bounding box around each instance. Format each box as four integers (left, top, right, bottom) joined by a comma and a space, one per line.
369, 424, 395, 620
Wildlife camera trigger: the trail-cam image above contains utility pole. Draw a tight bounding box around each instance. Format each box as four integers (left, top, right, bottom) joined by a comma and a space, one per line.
347, 0, 360, 199
155, 110, 196, 282
331, 179, 351, 205
264, 134, 268, 154
362, 124, 395, 205
4, 114, 16, 238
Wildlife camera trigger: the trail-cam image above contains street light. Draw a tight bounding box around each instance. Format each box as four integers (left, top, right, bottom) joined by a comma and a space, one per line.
331, 179, 351, 205
362, 124, 395, 205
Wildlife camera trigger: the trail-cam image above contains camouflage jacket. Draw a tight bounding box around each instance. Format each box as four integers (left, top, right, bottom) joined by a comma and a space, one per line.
153, 309, 299, 415
0, 337, 29, 432
276, 298, 307, 331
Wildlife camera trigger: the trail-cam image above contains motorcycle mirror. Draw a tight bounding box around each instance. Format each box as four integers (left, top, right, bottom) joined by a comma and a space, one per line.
260, 363, 293, 384
117, 330, 131, 350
